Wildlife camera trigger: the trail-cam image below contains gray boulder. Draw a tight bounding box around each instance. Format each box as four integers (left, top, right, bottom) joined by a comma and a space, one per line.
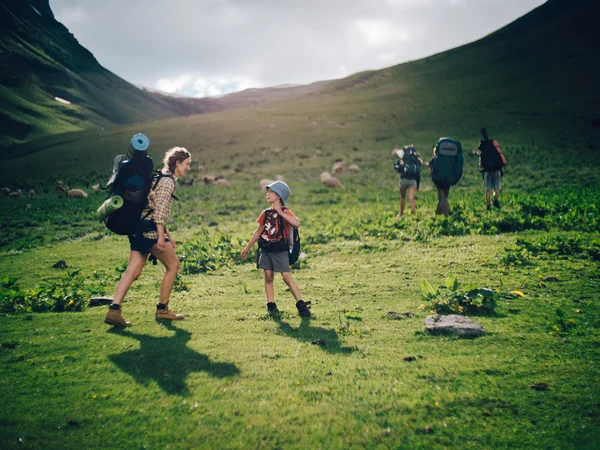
424, 314, 486, 337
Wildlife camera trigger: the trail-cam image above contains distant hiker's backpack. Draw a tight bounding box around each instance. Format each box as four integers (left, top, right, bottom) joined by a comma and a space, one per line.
104, 153, 155, 235
478, 139, 507, 172
430, 138, 463, 187
399, 145, 421, 179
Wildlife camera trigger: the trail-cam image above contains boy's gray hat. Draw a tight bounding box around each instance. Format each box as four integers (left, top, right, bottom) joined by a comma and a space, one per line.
266, 181, 291, 204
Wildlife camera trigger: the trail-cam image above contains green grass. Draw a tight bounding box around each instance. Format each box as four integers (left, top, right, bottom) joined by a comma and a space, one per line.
1, 180, 599, 449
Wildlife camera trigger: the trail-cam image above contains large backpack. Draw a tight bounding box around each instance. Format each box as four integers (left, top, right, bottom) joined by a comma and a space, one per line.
479, 139, 506, 172
430, 138, 463, 187
104, 153, 155, 235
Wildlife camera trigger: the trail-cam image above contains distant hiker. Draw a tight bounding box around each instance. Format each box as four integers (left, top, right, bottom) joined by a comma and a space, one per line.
240, 181, 310, 318
478, 128, 507, 210
393, 145, 423, 217
429, 137, 464, 215
105, 138, 191, 327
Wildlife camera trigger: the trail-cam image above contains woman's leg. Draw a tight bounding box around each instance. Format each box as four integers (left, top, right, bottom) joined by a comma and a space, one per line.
112, 251, 149, 305
150, 243, 180, 304
281, 272, 302, 301
399, 187, 407, 216
264, 270, 275, 303
408, 186, 416, 214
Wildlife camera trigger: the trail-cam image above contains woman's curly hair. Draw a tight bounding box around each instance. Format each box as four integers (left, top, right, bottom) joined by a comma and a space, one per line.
163, 147, 191, 173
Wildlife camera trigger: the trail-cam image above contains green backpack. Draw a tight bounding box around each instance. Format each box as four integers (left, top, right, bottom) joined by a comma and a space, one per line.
431, 138, 463, 187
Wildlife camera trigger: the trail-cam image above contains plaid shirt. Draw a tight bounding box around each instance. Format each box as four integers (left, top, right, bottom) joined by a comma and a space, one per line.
142, 174, 176, 239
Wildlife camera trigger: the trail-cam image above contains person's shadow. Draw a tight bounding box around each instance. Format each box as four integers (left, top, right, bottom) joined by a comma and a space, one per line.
108, 321, 240, 395
273, 316, 356, 355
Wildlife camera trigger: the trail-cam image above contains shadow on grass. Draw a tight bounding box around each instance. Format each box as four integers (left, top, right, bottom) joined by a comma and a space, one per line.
107, 321, 240, 395
273, 316, 356, 355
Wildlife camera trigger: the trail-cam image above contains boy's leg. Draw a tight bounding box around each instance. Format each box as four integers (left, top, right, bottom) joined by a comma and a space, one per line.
105, 250, 147, 327
281, 272, 301, 301
485, 189, 491, 208
281, 272, 310, 317
150, 244, 184, 320
264, 270, 275, 303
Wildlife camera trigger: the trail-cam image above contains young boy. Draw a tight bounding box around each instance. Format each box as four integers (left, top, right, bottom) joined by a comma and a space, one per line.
241, 181, 310, 317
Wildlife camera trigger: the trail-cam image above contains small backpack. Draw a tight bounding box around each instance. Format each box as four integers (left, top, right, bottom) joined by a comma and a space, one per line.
478, 139, 507, 172
103, 153, 155, 235
257, 208, 301, 264
430, 138, 464, 187
289, 226, 301, 265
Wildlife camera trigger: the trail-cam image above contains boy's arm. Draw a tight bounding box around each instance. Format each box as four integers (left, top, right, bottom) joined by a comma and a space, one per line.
241, 224, 265, 259
276, 208, 301, 228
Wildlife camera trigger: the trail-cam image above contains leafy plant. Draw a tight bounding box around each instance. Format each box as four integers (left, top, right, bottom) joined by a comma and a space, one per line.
419, 276, 498, 315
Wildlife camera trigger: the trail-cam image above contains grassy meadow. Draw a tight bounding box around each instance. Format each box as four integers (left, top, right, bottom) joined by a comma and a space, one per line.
2, 1, 600, 447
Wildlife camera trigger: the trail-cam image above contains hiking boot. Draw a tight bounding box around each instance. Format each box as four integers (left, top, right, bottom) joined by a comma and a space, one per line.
296, 300, 311, 317
493, 198, 500, 209
486, 204, 491, 211
105, 308, 132, 327
155, 307, 184, 320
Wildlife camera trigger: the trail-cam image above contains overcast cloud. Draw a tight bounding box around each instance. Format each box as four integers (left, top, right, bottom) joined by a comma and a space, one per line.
50, 0, 545, 98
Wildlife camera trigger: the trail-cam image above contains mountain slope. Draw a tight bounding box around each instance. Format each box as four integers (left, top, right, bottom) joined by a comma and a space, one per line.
0, 0, 230, 147
0, 0, 598, 189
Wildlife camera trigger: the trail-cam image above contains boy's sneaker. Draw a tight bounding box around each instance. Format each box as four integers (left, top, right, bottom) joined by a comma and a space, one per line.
266, 302, 280, 317
155, 307, 184, 320
296, 300, 311, 317
493, 198, 500, 209
105, 309, 132, 327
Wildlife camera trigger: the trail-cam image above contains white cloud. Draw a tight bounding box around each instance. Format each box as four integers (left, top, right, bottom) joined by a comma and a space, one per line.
354, 20, 412, 47
53, 5, 87, 24
155, 74, 263, 98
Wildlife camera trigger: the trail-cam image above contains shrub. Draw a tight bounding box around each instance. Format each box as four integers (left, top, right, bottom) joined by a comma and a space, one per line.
419, 276, 498, 315
0, 272, 89, 313
178, 231, 245, 274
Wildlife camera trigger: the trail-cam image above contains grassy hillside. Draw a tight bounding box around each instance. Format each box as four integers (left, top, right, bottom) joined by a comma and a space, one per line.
0, 1, 599, 448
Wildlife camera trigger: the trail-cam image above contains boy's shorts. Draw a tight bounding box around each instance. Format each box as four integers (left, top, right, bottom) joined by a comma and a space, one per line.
399, 178, 418, 190
483, 170, 501, 190
258, 250, 290, 273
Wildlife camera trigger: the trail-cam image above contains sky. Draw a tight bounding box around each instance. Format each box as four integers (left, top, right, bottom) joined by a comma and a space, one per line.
50, 0, 546, 98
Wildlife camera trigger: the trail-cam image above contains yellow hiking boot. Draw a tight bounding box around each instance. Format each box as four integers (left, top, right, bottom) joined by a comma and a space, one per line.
104, 308, 132, 327
155, 307, 184, 320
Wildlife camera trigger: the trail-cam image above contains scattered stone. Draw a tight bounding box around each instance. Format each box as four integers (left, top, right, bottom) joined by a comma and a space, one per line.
542, 276, 560, 282
424, 314, 486, 337
403, 356, 417, 362
386, 311, 414, 320
1, 342, 18, 349
530, 382, 549, 391
424, 426, 434, 434
52, 260, 67, 269
312, 339, 325, 346
401, 236, 412, 242
82, 329, 92, 333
